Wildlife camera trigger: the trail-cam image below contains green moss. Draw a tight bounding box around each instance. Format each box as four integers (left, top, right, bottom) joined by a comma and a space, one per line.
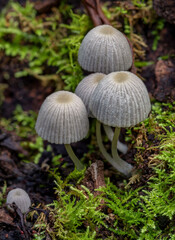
0, 105, 37, 137
0, 1, 92, 91
0, 182, 7, 207
0, 105, 45, 164
0, 1, 175, 239
33, 169, 106, 240
30, 101, 175, 239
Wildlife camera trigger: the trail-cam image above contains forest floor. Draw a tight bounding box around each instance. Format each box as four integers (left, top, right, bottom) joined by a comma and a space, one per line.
0, 0, 175, 239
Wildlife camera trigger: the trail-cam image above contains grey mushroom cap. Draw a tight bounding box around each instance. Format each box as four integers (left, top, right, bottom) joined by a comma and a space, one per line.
75, 73, 106, 117
78, 25, 132, 74
35, 91, 89, 144
90, 71, 151, 128
6, 188, 31, 214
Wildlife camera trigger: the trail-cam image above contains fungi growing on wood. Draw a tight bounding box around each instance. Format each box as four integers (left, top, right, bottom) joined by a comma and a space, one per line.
6, 188, 31, 214
90, 71, 151, 176
78, 24, 132, 74
35, 91, 89, 171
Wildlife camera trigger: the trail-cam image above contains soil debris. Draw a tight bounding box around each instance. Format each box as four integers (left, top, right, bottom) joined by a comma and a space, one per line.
154, 59, 175, 101
153, 0, 175, 24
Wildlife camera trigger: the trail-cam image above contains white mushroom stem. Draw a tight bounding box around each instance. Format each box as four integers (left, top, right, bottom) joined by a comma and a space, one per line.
64, 144, 84, 171
103, 125, 128, 154
96, 120, 133, 177
111, 126, 133, 176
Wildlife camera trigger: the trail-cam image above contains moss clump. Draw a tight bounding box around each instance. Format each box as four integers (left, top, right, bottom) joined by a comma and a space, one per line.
0, 1, 92, 91
32, 169, 107, 240
30, 101, 175, 240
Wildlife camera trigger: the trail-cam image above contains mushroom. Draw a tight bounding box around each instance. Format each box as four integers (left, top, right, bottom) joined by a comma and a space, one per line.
35, 91, 89, 171
90, 71, 151, 176
78, 24, 132, 74
6, 188, 31, 214
75, 73, 128, 154
103, 124, 128, 154
75, 73, 106, 117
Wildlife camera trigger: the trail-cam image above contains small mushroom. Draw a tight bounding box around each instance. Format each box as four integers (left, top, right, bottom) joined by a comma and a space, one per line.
78, 24, 132, 74
75, 73, 106, 117
35, 91, 89, 171
75, 73, 128, 154
6, 188, 31, 214
90, 71, 151, 176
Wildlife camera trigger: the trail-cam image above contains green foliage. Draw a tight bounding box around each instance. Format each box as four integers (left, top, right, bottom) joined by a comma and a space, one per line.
100, 135, 175, 239
0, 105, 45, 163
102, 0, 154, 64
144, 101, 175, 133
33, 169, 106, 240
0, 104, 37, 137
32, 99, 175, 239
134, 61, 154, 67
151, 18, 165, 51
132, 0, 148, 8
0, 83, 8, 107
0, 182, 7, 206
142, 141, 175, 220
20, 136, 44, 164
106, 102, 175, 239
0, 2, 174, 239
2, 100, 173, 239
158, 54, 175, 61
125, 101, 175, 144
0, 1, 92, 91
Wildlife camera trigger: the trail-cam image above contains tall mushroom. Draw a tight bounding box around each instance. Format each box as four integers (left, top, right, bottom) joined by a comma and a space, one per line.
35, 91, 89, 171
75, 73, 128, 154
78, 24, 132, 74
90, 71, 151, 176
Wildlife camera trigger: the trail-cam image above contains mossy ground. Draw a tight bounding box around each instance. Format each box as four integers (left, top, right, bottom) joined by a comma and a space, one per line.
0, 1, 175, 240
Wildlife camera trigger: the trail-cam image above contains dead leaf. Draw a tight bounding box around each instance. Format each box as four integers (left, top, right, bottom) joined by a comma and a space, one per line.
0, 208, 14, 226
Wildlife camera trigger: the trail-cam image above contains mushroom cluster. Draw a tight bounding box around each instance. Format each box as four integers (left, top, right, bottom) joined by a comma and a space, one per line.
35, 24, 151, 175
76, 24, 151, 176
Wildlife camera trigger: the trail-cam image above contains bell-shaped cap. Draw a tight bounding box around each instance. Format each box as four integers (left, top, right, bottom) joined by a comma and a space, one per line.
90, 71, 151, 127
75, 73, 105, 117
35, 91, 89, 144
78, 25, 132, 74
6, 188, 31, 214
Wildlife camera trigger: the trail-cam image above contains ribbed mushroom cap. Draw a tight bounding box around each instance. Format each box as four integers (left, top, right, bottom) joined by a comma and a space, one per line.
35, 91, 89, 144
6, 188, 31, 214
75, 73, 106, 117
78, 25, 132, 74
90, 71, 151, 127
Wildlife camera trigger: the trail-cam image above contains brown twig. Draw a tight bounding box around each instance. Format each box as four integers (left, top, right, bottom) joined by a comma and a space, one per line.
81, 0, 110, 26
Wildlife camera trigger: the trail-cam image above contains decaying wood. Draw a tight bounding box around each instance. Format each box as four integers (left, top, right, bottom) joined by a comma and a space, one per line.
82, 160, 106, 196
81, 0, 110, 26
